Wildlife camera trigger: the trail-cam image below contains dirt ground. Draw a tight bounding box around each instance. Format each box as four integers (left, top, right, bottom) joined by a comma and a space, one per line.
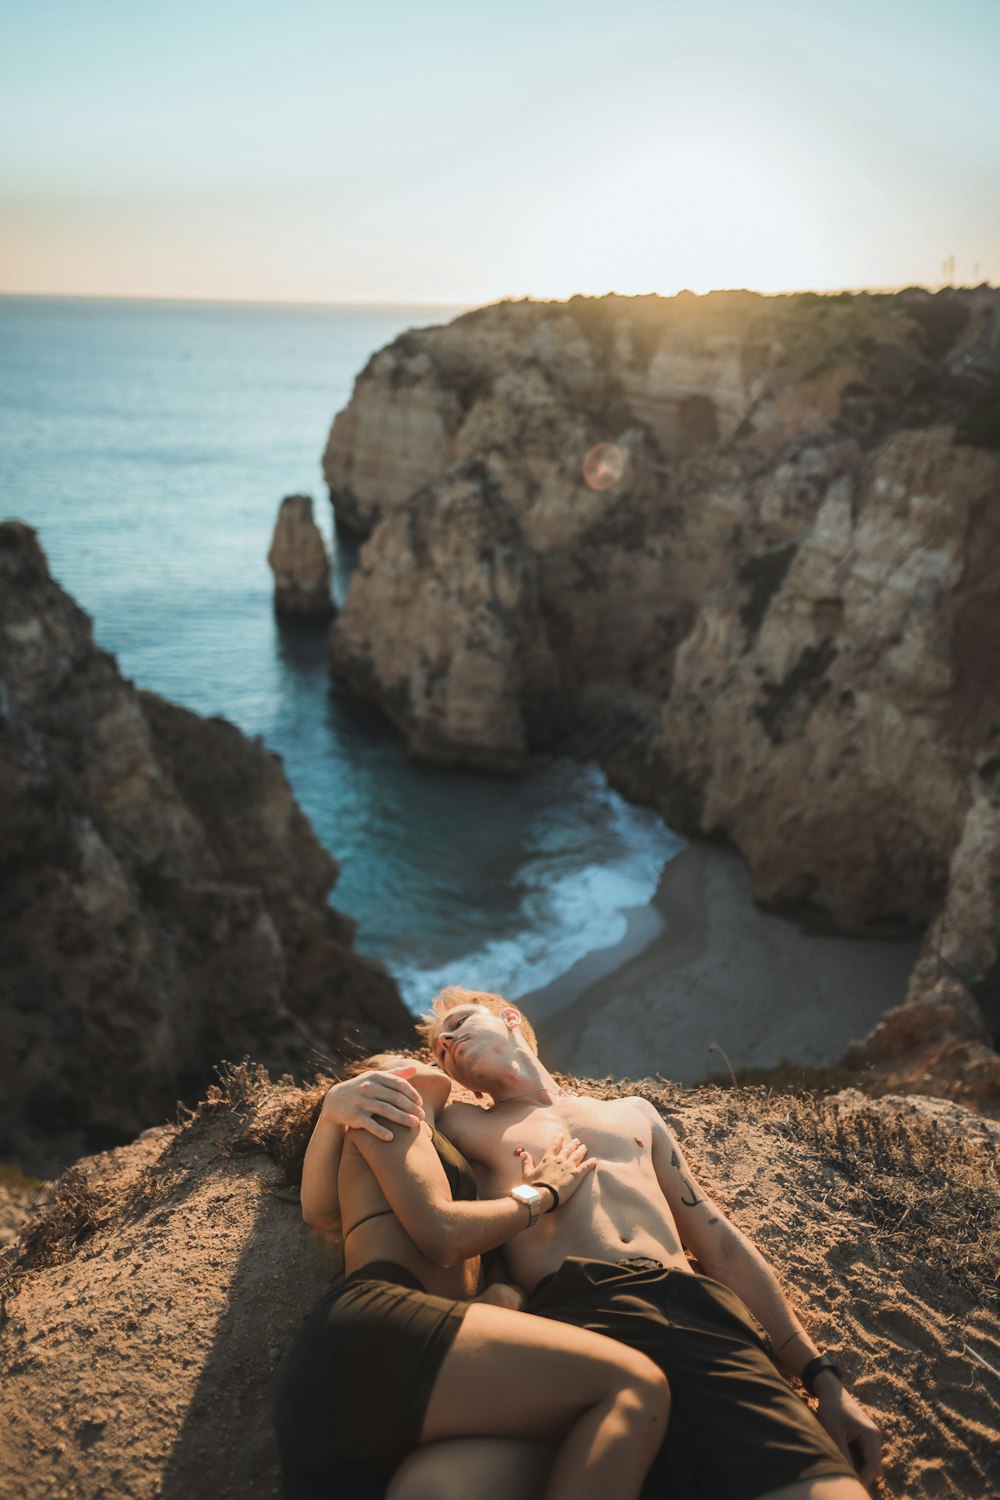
1, 1066, 997, 1500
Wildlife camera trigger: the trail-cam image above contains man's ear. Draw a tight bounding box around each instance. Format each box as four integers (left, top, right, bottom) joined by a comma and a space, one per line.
501, 1008, 521, 1031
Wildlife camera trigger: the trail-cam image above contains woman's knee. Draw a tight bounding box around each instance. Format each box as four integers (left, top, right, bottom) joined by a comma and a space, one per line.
609, 1351, 671, 1430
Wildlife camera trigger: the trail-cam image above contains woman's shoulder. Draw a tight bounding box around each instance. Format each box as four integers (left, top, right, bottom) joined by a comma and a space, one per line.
348, 1118, 436, 1157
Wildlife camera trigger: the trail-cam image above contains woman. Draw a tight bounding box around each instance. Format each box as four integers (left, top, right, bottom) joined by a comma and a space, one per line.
276, 1055, 669, 1500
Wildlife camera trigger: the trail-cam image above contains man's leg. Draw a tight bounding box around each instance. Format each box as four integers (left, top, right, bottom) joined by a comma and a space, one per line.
527, 1261, 863, 1500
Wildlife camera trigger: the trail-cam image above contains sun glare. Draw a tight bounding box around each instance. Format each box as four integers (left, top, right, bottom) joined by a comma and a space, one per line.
529, 127, 841, 300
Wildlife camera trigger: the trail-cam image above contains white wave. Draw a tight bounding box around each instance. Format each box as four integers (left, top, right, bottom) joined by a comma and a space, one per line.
396, 779, 684, 1016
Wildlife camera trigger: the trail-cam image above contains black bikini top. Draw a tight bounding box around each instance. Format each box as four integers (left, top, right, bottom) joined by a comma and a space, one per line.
343, 1125, 477, 1241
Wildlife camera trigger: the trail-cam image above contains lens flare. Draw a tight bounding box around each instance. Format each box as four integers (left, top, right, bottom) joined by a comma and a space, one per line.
582, 443, 625, 491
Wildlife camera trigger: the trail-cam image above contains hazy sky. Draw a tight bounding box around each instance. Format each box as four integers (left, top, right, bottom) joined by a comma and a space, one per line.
1, 0, 997, 304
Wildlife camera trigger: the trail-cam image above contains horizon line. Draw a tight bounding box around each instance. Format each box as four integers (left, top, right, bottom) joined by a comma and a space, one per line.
0, 281, 995, 312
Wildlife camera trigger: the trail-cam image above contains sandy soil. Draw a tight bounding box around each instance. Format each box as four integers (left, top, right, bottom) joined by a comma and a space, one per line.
1, 1071, 996, 1500
522, 842, 920, 1084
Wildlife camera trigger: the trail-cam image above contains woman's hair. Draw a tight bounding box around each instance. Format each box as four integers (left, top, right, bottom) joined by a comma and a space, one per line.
345, 1050, 420, 1078
415, 985, 538, 1055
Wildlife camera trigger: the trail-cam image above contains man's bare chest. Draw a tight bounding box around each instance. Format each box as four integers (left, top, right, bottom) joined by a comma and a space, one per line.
455, 1097, 651, 1186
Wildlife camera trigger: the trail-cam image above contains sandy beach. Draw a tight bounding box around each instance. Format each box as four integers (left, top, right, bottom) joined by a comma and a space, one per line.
520, 841, 921, 1084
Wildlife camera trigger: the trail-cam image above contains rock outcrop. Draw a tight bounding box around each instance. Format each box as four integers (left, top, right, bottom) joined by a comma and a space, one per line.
323, 287, 1000, 1103
267, 494, 334, 619
844, 773, 1000, 1109
2, 1066, 997, 1499
329, 461, 562, 769
0, 524, 411, 1176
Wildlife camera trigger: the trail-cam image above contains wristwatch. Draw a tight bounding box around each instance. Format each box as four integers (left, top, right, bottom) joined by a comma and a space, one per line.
801, 1353, 843, 1394
509, 1184, 543, 1228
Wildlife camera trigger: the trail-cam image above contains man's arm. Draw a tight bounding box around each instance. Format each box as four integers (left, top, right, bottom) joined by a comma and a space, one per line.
300, 1068, 424, 1230
640, 1100, 882, 1489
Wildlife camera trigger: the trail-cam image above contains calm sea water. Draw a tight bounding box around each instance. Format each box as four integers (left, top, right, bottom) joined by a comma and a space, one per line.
0, 294, 680, 1011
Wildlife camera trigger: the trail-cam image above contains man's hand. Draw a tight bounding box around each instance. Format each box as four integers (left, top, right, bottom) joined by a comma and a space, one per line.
815, 1379, 883, 1490
320, 1068, 424, 1141
474, 1282, 526, 1311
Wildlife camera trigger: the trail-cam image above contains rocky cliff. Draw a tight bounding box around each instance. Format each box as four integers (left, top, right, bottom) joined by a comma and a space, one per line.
1, 1065, 996, 1499
0, 524, 411, 1176
323, 288, 1000, 1105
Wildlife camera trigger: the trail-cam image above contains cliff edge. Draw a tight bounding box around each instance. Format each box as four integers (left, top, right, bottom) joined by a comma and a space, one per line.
1, 1066, 996, 1499
0, 524, 411, 1176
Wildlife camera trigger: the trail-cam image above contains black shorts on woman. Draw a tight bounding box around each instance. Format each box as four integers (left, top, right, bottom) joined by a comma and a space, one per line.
526, 1255, 858, 1500
275, 1127, 478, 1500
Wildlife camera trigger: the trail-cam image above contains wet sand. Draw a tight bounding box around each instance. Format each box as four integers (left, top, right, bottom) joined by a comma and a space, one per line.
518, 841, 920, 1084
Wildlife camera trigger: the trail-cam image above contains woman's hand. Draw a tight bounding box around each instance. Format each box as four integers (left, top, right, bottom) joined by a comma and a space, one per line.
515, 1133, 597, 1209
320, 1068, 424, 1141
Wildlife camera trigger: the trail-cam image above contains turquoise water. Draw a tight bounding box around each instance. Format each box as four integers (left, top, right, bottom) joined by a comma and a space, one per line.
0, 294, 681, 1010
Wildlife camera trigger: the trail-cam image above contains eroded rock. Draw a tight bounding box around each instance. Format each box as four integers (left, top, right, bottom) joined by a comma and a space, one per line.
267, 494, 334, 619
321, 287, 1000, 1100
0, 524, 410, 1175
329, 460, 561, 770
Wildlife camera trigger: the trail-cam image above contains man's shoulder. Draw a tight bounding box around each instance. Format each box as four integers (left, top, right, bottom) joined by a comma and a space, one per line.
588, 1093, 675, 1135
439, 1099, 496, 1139
577, 1091, 657, 1117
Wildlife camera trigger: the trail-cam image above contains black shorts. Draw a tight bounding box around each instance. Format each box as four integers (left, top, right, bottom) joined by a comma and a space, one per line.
527, 1256, 858, 1500
275, 1261, 467, 1499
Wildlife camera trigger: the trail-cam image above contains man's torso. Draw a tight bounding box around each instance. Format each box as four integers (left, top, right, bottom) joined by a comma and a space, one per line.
441, 1094, 691, 1290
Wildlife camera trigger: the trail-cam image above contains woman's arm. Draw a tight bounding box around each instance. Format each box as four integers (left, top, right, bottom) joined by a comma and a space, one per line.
300, 1069, 424, 1230
353, 1127, 595, 1268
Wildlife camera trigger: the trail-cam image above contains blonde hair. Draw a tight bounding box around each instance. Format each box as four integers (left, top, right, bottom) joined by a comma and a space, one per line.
345, 1049, 422, 1078
416, 985, 538, 1055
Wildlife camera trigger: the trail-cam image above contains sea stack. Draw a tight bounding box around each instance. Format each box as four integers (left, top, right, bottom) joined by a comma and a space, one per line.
267, 494, 334, 619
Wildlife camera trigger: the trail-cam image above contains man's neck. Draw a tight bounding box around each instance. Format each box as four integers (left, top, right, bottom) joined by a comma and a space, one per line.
486, 1058, 563, 1108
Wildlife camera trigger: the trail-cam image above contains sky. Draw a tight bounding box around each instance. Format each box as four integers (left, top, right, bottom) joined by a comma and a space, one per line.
1, 0, 998, 305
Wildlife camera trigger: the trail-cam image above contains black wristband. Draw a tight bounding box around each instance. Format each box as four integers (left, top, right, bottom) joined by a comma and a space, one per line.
533, 1181, 560, 1212
801, 1353, 843, 1394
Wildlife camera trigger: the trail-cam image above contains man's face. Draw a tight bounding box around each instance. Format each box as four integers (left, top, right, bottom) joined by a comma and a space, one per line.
432, 1003, 514, 1088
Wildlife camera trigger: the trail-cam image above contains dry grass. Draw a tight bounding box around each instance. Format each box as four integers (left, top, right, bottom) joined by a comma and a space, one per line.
777, 1091, 999, 1300
697, 1059, 931, 1100
675, 1080, 999, 1302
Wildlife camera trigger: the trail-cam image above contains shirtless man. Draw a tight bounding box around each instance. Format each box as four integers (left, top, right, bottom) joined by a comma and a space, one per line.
421, 986, 883, 1500
313, 986, 883, 1499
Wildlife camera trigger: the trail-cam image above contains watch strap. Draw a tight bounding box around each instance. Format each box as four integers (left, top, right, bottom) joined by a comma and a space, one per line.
801, 1353, 843, 1394
533, 1181, 560, 1212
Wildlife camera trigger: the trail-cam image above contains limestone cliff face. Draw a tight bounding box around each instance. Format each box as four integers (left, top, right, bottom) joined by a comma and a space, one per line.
844, 774, 1000, 1110
0, 524, 410, 1175
323, 287, 1000, 1099
326, 288, 1000, 766
329, 461, 562, 769
656, 428, 999, 928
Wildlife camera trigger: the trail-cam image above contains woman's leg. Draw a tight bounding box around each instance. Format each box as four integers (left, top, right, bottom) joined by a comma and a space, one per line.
387, 1438, 552, 1500
419, 1303, 670, 1500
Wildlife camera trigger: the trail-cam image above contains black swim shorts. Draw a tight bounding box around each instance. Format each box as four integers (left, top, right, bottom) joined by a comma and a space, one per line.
526, 1256, 859, 1500
275, 1260, 467, 1499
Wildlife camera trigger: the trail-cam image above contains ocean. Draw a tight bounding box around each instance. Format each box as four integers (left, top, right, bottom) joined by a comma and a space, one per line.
0, 294, 681, 1013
